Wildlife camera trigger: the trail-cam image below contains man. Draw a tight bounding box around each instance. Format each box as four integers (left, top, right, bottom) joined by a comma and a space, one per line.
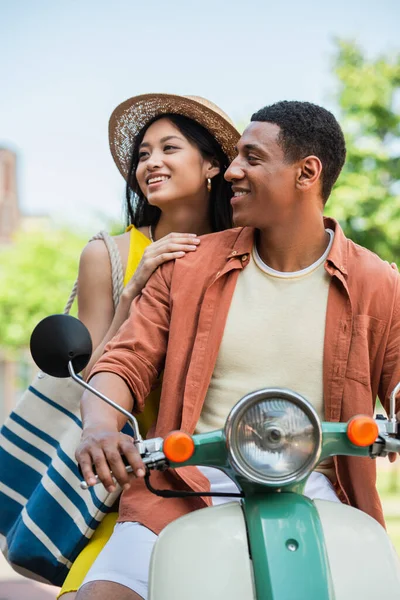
76, 101, 400, 600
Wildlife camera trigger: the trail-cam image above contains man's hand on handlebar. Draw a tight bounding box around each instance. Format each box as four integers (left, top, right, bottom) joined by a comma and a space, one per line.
75, 426, 146, 492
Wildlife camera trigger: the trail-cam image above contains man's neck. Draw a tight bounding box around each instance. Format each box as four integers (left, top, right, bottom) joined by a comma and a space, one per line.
256, 213, 330, 273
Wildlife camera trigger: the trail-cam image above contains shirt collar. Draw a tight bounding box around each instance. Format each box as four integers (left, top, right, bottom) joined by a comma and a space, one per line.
323, 217, 348, 276
227, 227, 255, 259
229, 217, 348, 277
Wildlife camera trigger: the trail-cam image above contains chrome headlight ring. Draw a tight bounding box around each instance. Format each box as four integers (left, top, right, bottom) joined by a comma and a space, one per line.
225, 388, 322, 487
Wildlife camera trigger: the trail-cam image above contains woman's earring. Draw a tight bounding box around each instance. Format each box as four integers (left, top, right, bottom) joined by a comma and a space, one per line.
207, 177, 212, 193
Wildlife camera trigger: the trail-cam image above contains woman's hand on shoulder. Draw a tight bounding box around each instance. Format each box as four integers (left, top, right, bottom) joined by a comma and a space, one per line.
126, 232, 201, 296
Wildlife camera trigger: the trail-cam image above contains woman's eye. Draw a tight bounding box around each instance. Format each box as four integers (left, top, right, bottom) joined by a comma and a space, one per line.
138, 151, 149, 160
164, 145, 179, 151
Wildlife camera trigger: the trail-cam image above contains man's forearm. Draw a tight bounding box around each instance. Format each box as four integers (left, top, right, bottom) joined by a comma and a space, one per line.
81, 372, 134, 432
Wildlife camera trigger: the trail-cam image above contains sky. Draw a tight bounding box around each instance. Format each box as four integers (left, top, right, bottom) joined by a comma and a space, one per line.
1, 0, 399, 232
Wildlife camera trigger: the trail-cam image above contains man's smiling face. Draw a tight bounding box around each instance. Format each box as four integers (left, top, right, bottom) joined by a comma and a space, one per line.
224, 121, 299, 229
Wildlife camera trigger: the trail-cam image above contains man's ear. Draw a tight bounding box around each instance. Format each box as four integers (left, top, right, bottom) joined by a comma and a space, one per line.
296, 156, 322, 191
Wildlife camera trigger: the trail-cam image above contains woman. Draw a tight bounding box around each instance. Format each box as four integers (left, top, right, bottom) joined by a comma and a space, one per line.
58, 93, 240, 599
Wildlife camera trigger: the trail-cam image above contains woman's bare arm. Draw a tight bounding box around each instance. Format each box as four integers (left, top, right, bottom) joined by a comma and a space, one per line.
77, 240, 115, 354
79, 232, 200, 376
78, 237, 140, 376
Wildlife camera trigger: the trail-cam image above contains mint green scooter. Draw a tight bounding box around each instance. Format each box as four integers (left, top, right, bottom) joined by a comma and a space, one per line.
31, 315, 400, 600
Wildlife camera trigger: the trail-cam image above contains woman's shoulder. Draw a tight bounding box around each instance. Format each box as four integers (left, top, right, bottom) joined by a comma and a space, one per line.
79, 238, 110, 266
111, 231, 131, 263
78, 231, 131, 277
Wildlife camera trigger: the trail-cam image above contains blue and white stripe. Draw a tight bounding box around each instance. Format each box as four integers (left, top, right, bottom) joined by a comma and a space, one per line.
0, 374, 127, 586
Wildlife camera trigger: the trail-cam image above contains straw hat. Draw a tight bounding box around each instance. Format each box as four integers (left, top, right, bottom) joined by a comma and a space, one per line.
109, 93, 240, 182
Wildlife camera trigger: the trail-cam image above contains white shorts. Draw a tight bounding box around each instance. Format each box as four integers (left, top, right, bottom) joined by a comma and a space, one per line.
81, 468, 339, 599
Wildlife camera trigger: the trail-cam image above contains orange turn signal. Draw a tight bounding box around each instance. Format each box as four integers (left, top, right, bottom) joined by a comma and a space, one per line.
163, 431, 195, 463
347, 416, 379, 447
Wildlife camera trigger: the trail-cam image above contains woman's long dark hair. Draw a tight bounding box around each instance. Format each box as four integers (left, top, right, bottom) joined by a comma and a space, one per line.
124, 114, 233, 232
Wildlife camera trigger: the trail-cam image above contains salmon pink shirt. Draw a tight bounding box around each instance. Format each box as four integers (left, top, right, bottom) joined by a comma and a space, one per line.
90, 218, 400, 533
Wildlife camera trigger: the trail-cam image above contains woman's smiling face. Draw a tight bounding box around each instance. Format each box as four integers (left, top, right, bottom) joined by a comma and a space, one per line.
135, 117, 213, 209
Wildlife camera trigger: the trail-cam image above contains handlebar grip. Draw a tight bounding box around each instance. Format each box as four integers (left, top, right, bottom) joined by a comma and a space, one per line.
78, 454, 130, 478
385, 437, 400, 454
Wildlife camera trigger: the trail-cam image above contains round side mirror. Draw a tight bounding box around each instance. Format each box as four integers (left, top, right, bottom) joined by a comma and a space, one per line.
30, 314, 92, 378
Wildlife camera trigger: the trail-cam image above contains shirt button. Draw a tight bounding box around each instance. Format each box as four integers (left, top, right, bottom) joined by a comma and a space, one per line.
231, 250, 238, 255
241, 254, 249, 262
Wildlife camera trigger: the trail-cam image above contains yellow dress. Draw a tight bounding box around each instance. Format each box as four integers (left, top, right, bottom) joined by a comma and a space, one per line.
58, 226, 160, 597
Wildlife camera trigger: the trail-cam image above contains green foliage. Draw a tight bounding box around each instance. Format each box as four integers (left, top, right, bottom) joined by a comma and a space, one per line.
377, 466, 400, 553
329, 40, 400, 262
0, 227, 86, 353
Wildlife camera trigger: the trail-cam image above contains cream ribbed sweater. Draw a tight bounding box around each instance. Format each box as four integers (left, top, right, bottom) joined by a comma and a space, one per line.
196, 230, 334, 435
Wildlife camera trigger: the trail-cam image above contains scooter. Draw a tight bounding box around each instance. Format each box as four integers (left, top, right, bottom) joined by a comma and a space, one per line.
30, 314, 400, 600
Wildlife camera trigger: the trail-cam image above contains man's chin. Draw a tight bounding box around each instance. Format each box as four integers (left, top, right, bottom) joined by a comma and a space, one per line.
232, 211, 252, 227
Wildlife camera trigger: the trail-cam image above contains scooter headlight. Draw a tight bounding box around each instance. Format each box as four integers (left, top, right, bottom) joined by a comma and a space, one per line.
225, 388, 322, 486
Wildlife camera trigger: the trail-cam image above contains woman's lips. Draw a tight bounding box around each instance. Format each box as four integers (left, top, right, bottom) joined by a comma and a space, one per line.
147, 177, 170, 190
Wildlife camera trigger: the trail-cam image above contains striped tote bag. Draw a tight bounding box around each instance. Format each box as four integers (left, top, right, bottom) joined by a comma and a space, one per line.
0, 231, 127, 586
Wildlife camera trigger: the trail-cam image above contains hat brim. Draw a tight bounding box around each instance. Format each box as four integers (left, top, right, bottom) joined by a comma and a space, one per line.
109, 93, 240, 182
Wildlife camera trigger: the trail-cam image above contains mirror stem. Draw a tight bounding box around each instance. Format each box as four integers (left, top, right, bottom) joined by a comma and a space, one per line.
388, 381, 400, 434
68, 361, 143, 442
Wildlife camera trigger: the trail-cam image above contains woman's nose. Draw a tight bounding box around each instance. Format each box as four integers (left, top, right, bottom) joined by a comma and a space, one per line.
146, 150, 163, 170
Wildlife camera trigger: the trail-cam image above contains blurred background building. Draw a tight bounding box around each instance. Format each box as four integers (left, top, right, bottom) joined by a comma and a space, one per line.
0, 149, 20, 244
0, 148, 22, 424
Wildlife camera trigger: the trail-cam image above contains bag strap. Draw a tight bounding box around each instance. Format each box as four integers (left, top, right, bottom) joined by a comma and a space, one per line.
63, 231, 124, 315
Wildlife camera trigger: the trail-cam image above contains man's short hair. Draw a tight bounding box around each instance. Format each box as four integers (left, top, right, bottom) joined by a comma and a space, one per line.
251, 101, 346, 202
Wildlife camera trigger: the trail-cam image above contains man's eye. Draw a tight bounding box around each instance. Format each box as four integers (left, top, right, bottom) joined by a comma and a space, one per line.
248, 155, 258, 162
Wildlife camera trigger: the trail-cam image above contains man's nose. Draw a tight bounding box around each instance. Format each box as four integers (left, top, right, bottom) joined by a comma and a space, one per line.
225, 158, 244, 182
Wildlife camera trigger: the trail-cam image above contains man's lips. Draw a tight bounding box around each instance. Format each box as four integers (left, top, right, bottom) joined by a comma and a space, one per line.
231, 189, 250, 204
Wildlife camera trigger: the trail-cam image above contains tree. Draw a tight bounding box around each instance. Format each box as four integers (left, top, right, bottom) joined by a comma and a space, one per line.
329, 41, 400, 262
0, 227, 86, 353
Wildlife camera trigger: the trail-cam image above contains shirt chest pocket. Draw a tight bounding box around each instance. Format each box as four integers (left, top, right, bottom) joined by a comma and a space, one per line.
346, 315, 387, 386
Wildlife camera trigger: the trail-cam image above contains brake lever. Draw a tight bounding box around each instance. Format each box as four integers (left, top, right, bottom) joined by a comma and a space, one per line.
370, 434, 400, 458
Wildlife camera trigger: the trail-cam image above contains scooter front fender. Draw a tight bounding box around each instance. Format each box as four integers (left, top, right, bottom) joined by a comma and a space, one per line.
148, 501, 255, 600
148, 494, 333, 600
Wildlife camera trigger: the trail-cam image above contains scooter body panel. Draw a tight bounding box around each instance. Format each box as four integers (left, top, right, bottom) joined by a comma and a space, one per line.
149, 496, 400, 600
148, 502, 255, 600
315, 499, 400, 599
